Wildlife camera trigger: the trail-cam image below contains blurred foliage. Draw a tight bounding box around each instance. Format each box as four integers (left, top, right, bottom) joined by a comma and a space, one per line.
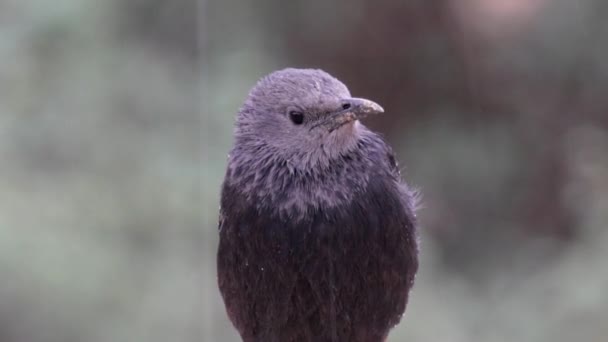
0, 0, 607, 341
1, 1, 201, 341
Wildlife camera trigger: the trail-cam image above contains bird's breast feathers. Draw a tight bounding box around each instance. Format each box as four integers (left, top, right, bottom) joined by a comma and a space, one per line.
222, 133, 410, 222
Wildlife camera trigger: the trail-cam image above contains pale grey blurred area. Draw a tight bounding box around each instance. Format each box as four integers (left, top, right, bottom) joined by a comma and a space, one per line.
2, 0, 608, 341
1, 1, 205, 341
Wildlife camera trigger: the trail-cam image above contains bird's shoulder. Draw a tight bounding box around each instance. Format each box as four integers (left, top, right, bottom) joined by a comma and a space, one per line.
357, 130, 401, 178
358, 130, 420, 214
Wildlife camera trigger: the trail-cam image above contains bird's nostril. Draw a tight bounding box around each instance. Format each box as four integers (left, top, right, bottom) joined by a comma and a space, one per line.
342, 103, 351, 110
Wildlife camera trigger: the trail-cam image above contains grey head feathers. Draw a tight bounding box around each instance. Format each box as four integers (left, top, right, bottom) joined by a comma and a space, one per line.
235, 68, 362, 167
225, 68, 396, 219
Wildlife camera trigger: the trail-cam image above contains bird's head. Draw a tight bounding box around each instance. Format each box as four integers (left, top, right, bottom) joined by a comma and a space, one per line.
235, 68, 383, 168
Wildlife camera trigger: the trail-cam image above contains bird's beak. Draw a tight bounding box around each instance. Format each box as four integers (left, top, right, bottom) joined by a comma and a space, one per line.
325, 98, 384, 132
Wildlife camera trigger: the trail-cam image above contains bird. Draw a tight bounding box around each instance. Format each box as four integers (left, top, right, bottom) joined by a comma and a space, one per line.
217, 68, 419, 342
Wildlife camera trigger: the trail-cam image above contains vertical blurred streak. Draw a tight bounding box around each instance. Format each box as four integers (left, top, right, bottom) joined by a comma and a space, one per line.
550, 1, 608, 116
439, 1, 487, 117
524, 0, 608, 238
198, 0, 213, 340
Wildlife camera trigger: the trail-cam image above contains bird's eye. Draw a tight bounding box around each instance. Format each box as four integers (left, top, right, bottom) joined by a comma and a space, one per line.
342, 103, 351, 110
289, 111, 304, 125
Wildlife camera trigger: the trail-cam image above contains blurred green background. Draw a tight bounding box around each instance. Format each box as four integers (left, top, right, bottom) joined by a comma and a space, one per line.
1, 0, 607, 341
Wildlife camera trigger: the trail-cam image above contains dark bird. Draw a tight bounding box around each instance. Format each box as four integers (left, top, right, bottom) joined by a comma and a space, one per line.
217, 68, 419, 342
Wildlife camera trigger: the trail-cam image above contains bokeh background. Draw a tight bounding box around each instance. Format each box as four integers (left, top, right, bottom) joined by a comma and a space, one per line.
1, 0, 607, 341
